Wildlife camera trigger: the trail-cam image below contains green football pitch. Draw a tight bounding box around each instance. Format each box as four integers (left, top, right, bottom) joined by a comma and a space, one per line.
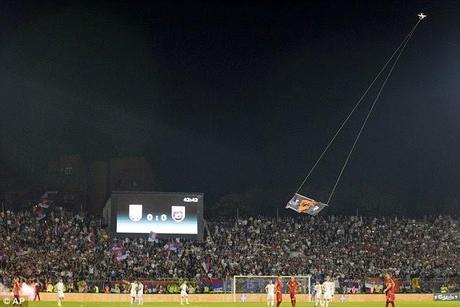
24, 302, 459, 307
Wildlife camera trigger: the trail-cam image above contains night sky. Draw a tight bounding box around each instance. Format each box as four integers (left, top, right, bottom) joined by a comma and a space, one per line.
1, 1, 459, 216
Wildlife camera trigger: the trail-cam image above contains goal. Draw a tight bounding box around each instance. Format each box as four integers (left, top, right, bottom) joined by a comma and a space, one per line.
232, 275, 311, 303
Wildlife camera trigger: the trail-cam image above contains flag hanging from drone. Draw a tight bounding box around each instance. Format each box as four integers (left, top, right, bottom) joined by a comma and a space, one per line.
285, 14, 426, 216
286, 193, 328, 215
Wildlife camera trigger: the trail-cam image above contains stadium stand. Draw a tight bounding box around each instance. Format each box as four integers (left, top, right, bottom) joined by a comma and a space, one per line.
0, 205, 458, 294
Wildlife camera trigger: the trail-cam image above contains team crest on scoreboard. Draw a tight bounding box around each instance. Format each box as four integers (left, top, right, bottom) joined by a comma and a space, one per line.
171, 206, 186, 222
129, 204, 143, 222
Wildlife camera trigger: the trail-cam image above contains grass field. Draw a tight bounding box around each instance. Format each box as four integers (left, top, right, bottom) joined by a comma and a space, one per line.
21, 302, 460, 307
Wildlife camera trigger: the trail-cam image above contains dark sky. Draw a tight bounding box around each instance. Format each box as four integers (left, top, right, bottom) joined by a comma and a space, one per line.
1, 1, 459, 216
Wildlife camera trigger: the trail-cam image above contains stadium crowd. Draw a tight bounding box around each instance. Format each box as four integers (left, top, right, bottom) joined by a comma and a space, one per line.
0, 205, 458, 293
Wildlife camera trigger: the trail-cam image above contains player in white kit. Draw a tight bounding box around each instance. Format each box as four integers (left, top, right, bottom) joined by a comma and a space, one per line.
313, 280, 323, 306
137, 281, 144, 305
322, 276, 335, 307
130, 281, 138, 305
265, 280, 275, 307
180, 281, 189, 305
55, 278, 65, 307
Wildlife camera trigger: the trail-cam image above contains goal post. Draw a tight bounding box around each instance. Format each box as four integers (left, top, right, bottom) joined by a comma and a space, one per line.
232, 275, 311, 303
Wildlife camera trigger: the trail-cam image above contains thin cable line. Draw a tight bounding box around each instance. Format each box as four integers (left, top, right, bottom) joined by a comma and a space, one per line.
326, 20, 421, 204
295, 18, 422, 196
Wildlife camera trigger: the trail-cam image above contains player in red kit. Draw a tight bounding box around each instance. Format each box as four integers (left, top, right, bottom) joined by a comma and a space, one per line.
275, 276, 283, 307
33, 279, 41, 301
12, 278, 22, 305
383, 273, 396, 307
287, 277, 300, 307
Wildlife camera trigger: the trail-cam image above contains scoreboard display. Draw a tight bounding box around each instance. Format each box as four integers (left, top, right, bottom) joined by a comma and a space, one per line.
107, 191, 204, 240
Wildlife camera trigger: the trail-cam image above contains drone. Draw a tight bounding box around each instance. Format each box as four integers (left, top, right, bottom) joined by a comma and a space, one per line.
418, 13, 427, 20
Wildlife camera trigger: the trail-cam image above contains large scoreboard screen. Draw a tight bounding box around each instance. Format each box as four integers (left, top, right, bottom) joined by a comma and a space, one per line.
108, 191, 204, 240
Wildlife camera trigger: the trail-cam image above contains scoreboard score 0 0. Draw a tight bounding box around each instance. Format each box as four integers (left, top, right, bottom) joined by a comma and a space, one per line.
107, 191, 204, 240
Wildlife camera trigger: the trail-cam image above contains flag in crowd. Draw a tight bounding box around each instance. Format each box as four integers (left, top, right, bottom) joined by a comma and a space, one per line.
112, 241, 129, 261
164, 238, 183, 251
148, 231, 157, 242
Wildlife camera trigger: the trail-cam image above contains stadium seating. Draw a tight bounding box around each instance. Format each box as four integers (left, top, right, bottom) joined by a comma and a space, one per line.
0, 207, 458, 293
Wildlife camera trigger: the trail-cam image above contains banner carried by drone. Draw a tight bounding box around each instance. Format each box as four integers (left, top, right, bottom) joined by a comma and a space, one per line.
285, 14, 426, 216
286, 193, 328, 215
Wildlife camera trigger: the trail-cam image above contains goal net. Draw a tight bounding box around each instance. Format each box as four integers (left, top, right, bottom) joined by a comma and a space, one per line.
232, 275, 311, 303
